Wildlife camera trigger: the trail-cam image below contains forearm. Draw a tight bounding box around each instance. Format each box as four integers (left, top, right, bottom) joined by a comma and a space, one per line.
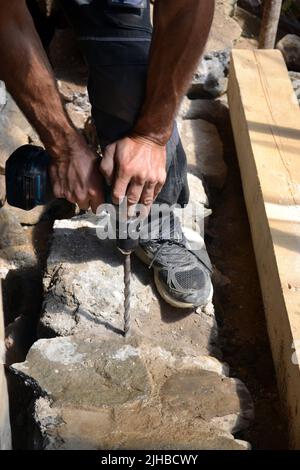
0, 0, 80, 159
133, 0, 214, 145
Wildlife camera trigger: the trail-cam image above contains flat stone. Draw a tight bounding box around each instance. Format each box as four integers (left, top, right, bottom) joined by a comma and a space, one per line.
206, 1, 242, 53
180, 119, 227, 189
13, 335, 253, 450
39, 213, 218, 357
179, 97, 229, 124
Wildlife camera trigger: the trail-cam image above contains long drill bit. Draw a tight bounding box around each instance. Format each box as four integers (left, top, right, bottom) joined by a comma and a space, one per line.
123, 252, 131, 336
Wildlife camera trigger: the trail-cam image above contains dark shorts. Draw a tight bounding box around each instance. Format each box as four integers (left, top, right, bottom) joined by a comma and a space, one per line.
59, 0, 189, 206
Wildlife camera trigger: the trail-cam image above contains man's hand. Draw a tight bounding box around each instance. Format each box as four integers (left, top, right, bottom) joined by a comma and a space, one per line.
49, 139, 104, 213
100, 136, 167, 210
0, 1, 104, 215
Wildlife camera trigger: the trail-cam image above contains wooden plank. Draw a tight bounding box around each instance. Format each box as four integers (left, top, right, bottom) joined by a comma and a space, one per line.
228, 49, 300, 448
0, 282, 11, 450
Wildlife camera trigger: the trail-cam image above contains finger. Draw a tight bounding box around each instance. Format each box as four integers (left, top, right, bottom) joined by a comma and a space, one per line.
64, 191, 77, 205
90, 189, 104, 214
112, 174, 130, 205
49, 166, 62, 198
78, 201, 90, 211
154, 181, 164, 201
140, 181, 156, 207
126, 178, 145, 208
74, 191, 90, 210
100, 144, 116, 185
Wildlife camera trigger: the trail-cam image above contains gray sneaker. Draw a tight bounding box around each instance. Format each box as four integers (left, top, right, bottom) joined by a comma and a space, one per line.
136, 211, 213, 309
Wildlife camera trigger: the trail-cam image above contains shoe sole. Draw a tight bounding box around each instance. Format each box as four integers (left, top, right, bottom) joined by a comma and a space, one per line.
135, 246, 214, 309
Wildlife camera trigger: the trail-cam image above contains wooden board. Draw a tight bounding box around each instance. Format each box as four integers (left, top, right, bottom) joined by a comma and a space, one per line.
228, 49, 300, 448
0, 282, 11, 450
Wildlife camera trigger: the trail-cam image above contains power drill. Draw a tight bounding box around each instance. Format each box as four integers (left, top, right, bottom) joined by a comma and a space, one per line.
5, 144, 139, 336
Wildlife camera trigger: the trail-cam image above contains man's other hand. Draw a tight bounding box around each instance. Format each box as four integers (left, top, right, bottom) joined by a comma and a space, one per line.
49, 140, 104, 213
100, 136, 167, 211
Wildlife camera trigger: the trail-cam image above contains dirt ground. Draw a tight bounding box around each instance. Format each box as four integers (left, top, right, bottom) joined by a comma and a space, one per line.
208, 119, 289, 450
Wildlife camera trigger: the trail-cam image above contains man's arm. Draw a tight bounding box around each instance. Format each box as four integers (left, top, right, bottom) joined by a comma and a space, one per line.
134, 0, 215, 145
100, 0, 214, 209
0, 0, 103, 212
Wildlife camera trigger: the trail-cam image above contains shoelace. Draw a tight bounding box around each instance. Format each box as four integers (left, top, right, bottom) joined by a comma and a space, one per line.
148, 238, 212, 274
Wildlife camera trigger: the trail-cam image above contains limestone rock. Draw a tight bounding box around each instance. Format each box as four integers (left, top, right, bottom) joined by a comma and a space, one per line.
1, 94, 41, 145
187, 172, 209, 207
13, 335, 253, 450
223, 0, 238, 17
189, 50, 230, 98
0, 81, 6, 111
39, 213, 218, 357
0, 208, 30, 249
0, 207, 41, 326
13, 167, 253, 449
289, 71, 300, 105
179, 97, 229, 124
277, 34, 300, 72
180, 119, 227, 189
206, 0, 242, 52
2, 203, 45, 227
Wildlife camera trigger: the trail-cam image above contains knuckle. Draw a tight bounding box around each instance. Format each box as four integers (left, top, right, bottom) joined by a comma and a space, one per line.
148, 177, 157, 185
143, 197, 153, 206
99, 160, 107, 172
112, 189, 122, 201
135, 171, 147, 184
127, 194, 139, 204
135, 176, 145, 185
119, 161, 130, 175
159, 174, 166, 186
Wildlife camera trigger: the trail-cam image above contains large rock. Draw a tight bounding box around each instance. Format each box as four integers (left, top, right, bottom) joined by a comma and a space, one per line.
13, 334, 253, 450
11, 172, 253, 449
0, 208, 41, 330
188, 50, 230, 99
206, 0, 242, 52
186, 0, 241, 99
179, 97, 229, 124
277, 34, 300, 72
38, 213, 217, 357
179, 119, 227, 189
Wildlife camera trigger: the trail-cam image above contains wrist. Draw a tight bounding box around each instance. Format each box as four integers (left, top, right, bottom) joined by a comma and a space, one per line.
133, 113, 173, 146
130, 132, 166, 148
46, 126, 87, 162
